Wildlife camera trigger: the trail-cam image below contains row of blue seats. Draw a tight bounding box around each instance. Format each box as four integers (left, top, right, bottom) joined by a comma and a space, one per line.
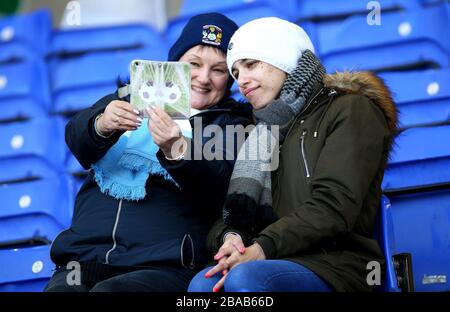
178, 0, 446, 24
0, 174, 77, 292
2, 2, 448, 64
2, 2, 449, 65
1, 1, 434, 59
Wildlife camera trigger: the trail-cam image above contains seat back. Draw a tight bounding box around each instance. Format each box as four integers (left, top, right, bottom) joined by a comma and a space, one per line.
0, 175, 75, 245
0, 245, 54, 292
379, 192, 450, 292
179, 0, 296, 21
49, 47, 165, 115
380, 68, 450, 129
0, 118, 65, 173
319, 4, 450, 72
0, 9, 52, 63
166, 3, 289, 47
383, 125, 450, 192
0, 60, 51, 122
295, 0, 419, 22
49, 23, 166, 56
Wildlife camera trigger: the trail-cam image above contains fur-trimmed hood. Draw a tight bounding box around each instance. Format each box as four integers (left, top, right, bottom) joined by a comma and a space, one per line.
324, 71, 398, 134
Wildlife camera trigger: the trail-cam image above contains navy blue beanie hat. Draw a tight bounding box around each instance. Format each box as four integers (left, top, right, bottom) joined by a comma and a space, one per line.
168, 13, 238, 89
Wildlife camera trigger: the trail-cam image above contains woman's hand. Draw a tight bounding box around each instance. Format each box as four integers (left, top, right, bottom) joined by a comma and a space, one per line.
215, 233, 247, 260
206, 233, 246, 277
205, 233, 245, 292
147, 106, 187, 159
96, 100, 142, 136
208, 243, 266, 292
204, 234, 265, 292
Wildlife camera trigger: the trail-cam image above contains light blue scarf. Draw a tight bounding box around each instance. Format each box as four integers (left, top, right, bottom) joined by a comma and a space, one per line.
92, 118, 191, 201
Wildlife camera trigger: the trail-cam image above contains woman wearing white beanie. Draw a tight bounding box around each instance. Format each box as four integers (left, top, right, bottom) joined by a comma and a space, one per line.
189, 17, 398, 292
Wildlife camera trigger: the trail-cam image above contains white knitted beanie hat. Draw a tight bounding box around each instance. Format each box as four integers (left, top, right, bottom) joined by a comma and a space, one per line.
227, 17, 315, 79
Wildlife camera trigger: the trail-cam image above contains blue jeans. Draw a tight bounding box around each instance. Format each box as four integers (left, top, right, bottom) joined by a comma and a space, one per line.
188, 260, 333, 292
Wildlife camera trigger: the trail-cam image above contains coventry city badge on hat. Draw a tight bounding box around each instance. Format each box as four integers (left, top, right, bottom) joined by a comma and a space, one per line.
202, 25, 222, 46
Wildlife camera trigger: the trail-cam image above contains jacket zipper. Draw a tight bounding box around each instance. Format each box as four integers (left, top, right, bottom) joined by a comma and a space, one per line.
105, 199, 123, 264
283, 88, 324, 143
300, 130, 311, 178
180, 234, 195, 269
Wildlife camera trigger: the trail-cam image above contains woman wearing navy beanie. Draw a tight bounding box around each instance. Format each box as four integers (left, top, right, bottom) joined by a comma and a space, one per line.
45, 13, 253, 292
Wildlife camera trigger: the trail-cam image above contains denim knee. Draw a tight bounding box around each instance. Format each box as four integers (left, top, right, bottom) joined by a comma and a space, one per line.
188, 267, 219, 292
224, 262, 261, 292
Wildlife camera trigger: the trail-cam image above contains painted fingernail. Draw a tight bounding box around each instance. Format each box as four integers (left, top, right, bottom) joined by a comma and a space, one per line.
214, 255, 220, 260
239, 247, 246, 253
222, 270, 227, 276
213, 287, 219, 293
135, 122, 141, 127
205, 273, 211, 278
133, 109, 140, 115
137, 117, 143, 122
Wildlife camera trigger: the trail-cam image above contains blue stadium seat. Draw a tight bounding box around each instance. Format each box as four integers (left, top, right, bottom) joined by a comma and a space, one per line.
374, 195, 401, 292
0, 117, 66, 182
66, 152, 88, 177
50, 23, 167, 56
0, 60, 51, 122
421, 0, 447, 5
49, 47, 165, 114
167, 4, 290, 47
379, 192, 450, 292
0, 175, 75, 245
380, 68, 450, 129
0, 9, 52, 63
0, 245, 53, 292
178, 0, 296, 22
295, 0, 423, 58
383, 125, 450, 191
319, 4, 450, 72
0, 158, 60, 184
294, 0, 419, 22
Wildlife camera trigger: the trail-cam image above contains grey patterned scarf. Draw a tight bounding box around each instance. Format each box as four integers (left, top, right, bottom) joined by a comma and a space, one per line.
223, 50, 325, 234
